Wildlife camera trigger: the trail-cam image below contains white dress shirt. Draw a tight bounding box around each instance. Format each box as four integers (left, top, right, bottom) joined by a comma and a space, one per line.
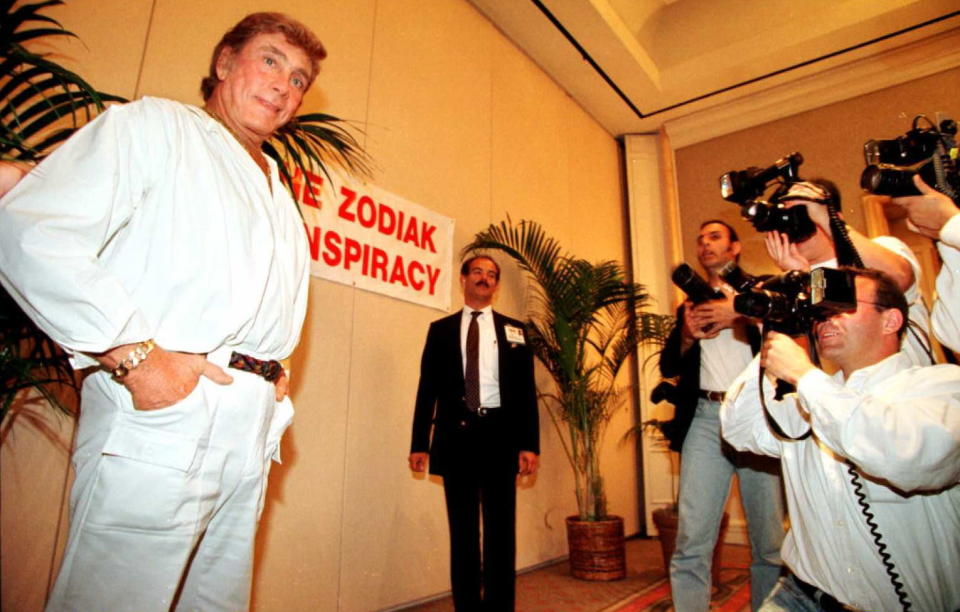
721, 352, 960, 611
933, 214, 960, 353
699, 322, 754, 393
460, 306, 500, 407
0, 97, 309, 368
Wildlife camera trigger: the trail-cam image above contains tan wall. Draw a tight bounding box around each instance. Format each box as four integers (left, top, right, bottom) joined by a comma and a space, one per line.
674, 67, 960, 275
1, 1, 637, 611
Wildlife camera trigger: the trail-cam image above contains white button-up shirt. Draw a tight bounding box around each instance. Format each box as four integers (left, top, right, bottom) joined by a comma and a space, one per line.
0, 97, 309, 368
699, 321, 754, 393
722, 352, 960, 611
934, 214, 960, 354
460, 306, 500, 407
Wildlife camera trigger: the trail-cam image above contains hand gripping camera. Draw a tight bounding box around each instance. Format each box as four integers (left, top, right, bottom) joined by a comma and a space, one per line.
860, 114, 959, 201
719, 152, 818, 242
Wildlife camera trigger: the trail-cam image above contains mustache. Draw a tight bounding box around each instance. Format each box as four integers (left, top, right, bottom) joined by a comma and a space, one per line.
475, 280, 490, 287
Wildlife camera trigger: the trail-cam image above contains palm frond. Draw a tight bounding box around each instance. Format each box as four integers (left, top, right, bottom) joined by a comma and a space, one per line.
1, 2, 123, 161
462, 217, 564, 288
264, 112, 372, 206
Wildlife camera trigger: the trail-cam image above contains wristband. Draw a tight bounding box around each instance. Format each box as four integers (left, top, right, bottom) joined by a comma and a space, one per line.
111, 340, 156, 379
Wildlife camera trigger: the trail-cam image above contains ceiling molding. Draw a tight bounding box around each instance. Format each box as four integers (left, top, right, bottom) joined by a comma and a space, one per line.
469, 0, 960, 138
662, 27, 960, 149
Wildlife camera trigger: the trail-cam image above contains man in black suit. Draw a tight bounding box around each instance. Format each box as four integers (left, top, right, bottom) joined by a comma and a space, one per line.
409, 254, 539, 612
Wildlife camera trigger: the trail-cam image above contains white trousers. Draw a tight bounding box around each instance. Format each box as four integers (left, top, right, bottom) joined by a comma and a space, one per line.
46, 351, 293, 612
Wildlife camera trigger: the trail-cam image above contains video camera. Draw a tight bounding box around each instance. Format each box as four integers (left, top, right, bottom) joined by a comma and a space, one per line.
719, 153, 818, 242
860, 114, 959, 200
732, 267, 858, 336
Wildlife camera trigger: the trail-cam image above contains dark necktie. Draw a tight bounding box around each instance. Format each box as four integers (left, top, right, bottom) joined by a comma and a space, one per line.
465, 311, 481, 412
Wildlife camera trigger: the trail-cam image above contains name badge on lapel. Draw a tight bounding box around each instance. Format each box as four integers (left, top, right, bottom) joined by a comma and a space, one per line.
504, 324, 526, 346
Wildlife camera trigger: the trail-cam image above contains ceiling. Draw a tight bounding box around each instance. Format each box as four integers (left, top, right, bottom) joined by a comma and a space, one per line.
467, 0, 960, 141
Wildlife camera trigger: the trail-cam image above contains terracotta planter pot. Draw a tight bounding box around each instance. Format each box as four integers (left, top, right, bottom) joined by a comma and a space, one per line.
565, 515, 626, 581
652, 507, 728, 586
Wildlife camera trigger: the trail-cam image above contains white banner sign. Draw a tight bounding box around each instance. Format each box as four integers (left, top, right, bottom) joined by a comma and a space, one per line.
292, 166, 455, 312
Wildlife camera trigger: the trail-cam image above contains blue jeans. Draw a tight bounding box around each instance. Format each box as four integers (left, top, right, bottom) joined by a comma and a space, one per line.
670, 398, 785, 611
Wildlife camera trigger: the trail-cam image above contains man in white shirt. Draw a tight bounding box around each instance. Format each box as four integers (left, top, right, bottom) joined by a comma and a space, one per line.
660, 220, 784, 611
764, 179, 933, 366
892, 174, 960, 354
722, 268, 960, 611
0, 12, 323, 612
409, 255, 539, 612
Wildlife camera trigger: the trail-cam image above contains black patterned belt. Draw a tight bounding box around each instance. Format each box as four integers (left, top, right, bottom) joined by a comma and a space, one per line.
228, 351, 283, 383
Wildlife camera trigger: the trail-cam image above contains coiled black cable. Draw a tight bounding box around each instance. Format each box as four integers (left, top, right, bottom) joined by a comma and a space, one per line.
845, 461, 913, 611
827, 204, 864, 268
758, 371, 915, 609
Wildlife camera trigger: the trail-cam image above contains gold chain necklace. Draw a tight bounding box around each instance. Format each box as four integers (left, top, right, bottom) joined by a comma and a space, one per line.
203, 107, 271, 182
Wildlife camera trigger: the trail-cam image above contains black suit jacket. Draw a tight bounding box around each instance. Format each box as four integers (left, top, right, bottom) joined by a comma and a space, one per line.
410, 309, 539, 476
658, 304, 760, 452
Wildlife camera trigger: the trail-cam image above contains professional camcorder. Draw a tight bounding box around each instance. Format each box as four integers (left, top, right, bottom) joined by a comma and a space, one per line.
719, 153, 817, 242
860, 114, 959, 200
732, 267, 858, 336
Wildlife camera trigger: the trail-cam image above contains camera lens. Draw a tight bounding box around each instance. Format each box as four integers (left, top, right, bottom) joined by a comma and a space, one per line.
672, 263, 721, 304
744, 202, 815, 242
860, 166, 921, 197
744, 202, 770, 229
734, 290, 795, 321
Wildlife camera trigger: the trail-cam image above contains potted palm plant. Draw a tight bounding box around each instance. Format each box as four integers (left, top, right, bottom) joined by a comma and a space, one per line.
463, 218, 671, 580
1, 0, 369, 428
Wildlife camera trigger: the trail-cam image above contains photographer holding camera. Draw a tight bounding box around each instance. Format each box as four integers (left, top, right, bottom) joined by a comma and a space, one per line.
659, 220, 785, 612
721, 268, 960, 612
893, 174, 960, 354
762, 178, 933, 366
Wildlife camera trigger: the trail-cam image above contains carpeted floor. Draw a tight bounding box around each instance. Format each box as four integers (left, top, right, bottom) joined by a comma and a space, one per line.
397, 537, 752, 612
